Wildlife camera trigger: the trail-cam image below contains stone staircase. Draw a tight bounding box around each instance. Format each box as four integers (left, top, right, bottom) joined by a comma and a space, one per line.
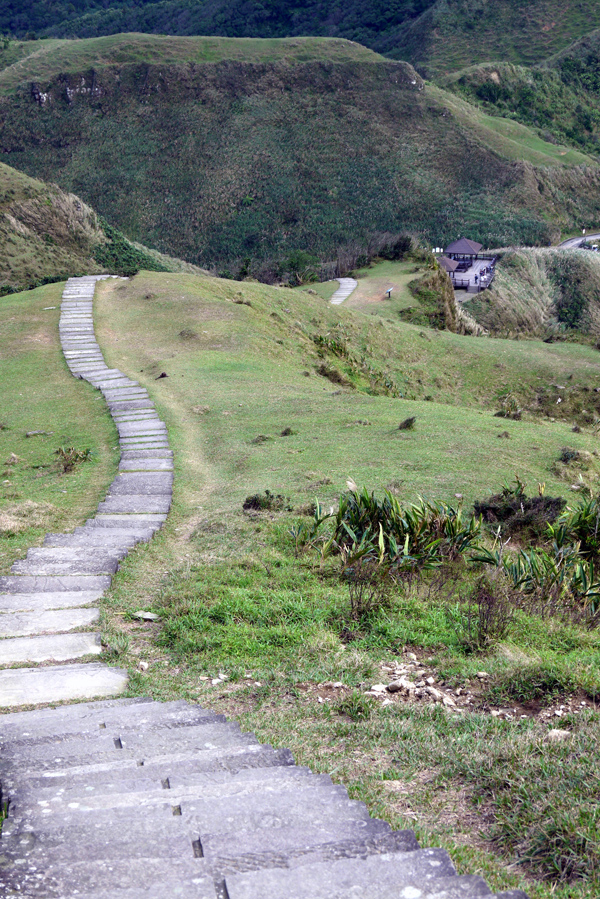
0, 697, 528, 899
0, 276, 528, 898
0, 276, 172, 707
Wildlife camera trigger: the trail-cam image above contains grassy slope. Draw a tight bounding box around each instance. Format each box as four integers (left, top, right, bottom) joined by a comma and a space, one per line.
0, 282, 119, 573
80, 270, 600, 898
464, 248, 600, 341
0, 35, 599, 270
0, 160, 206, 292
4, 270, 600, 893
393, 0, 600, 77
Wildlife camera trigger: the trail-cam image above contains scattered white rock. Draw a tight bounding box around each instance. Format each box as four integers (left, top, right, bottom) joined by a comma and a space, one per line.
426, 686, 443, 702
405, 652, 418, 661
137, 661, 149, 672
370, 683, 388, 694
426, 676, 436, 686
133, 610, 159, 621
476, 671, 490, 679
547, 729, 572, 741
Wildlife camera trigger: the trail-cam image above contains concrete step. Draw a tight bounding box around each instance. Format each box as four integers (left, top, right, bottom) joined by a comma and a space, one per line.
1, 721, 260, 770
87, 515, 166, 528
0, 575, 111, 593
109, 480, 173, 496
0, 590, 104, 612
10, 767, 326, 820
12, 547, 124, 575
119, 459, 174, 471
2, 746, 295, 795
0, 607, 99, 638
1, 856, 217, 899
1, 701, 221, 745
223, 851, 489, 899
121, 449, 173, 459
97, 496, 171, 514
0, 632, 101, 664
9, 763, 316, 812
0, 663, 127, 707
0, 696, 151, 729
44, 532, 145, 548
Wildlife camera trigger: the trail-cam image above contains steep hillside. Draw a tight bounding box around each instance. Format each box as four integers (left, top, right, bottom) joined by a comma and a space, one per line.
3, 0, 600, 80
0, 35, 598, 273
0, 160, 203, 294
391, 0, 600, 77
463, 248, 600, 339
443, 34, 600, 158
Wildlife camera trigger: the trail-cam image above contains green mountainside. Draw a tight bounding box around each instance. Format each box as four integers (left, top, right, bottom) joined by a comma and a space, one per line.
443, 29, 600, 158
3, 0, 600, 80
0, 35, 598, 274
0, 160, 203, 294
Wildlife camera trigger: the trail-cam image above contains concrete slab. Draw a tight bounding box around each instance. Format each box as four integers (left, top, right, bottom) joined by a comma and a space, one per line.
0, 575, 111, 593
109, 473, 173, 495
98, 496, 171, 514
0, 663, 127, 707
12, 549, 122, 576
119, 460, 174, 471
0, 632, 101, 664
89, 515, 166, 528
0, 608, 99, 637
0, 590, 103, 612
121, 449, 173, 459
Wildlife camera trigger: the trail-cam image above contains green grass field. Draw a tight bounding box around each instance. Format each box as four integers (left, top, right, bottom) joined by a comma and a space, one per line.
5, 271, 600, 895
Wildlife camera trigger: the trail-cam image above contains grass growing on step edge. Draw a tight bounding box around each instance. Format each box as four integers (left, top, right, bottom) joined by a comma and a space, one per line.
0, 282, 119, 573
84, 270, 600, 898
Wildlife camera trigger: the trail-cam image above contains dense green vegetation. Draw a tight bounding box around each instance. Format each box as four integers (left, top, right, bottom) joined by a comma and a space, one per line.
4, 0, 600, 82
464, 248, 600, 342
0, 161, 204, 293
0, 35, 598, 273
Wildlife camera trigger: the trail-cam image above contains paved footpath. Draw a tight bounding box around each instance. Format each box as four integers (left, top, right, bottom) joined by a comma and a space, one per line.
330, 277, 358, 305
0, 277, 527, 899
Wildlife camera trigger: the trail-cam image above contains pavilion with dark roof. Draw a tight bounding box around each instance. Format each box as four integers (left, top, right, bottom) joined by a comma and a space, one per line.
445, 237, 483, 259
438, 256, 458, 275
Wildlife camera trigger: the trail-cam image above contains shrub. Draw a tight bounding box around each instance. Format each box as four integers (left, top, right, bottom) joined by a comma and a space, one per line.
444, 572, 516, 651
242, 490, 292, 512
54, 445, 91, 473
474, 481, 566, 540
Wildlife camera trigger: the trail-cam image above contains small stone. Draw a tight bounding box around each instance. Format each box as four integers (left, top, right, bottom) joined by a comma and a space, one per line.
426, 686, 443, 702
133, 610, 159, 621
25, 430, 52, 438
388, 677, 415, 695
405, 652, 418, 661
5, 453, 20, 465
547, 729, 571, 741
491, 710, 501, 717
426, 676, 436, 686
442, 695, 456, 708
370, 683, 388, 694
198, 676, 209, 681
317, 696, 324, 704
333, 681, 343, 688
455, 688, 462, 696
476, 671, 490, 679
554, 709, 563, 717
137, 661, 149, 672
381, 698, 393, 707
211, 678, 222, 685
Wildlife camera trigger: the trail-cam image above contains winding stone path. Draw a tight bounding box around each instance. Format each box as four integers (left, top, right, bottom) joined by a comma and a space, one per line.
330, 277, 358, 305
0, 277, 527, 899
0, 276, 172, 708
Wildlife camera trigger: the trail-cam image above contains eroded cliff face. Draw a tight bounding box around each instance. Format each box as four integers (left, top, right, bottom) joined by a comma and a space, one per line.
0, 52, 581, 269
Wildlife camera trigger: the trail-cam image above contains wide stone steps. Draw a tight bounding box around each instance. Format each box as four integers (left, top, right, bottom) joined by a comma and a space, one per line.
0, 699, 527, 899
0, 276, 173, 708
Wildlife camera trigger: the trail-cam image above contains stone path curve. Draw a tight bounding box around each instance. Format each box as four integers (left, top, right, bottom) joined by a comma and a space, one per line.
0, 277, 527, 899
0, 276, 173, 708
330, 277, 358, 305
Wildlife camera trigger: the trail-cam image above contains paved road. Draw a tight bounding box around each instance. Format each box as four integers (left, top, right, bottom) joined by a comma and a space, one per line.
330, 277, 358, 305
559, 233, 600, 248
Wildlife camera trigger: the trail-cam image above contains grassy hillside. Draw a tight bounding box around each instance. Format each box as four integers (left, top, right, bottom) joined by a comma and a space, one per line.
0, 160, 205, 293
1, 35, 599, 273
5, 268, 600, 894
87, 272, 600, 898
392, 0, 600, 77
4, 0, 600, 82
464, 248, 600, 341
